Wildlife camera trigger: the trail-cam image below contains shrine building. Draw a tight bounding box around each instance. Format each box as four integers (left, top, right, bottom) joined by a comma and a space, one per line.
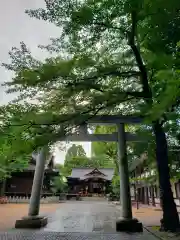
3, 154, 59, 198
67, 168, 114, 196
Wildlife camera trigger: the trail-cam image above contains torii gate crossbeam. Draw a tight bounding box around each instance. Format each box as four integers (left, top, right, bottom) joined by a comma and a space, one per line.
64, 132, 144, 142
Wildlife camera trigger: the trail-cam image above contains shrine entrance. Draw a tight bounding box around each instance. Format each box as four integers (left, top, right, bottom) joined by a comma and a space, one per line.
88, 179, 104, 194
15, 115, 144, 232
81, 178, 107, 196
84, 168, 108, 195
67, 167, 113, 196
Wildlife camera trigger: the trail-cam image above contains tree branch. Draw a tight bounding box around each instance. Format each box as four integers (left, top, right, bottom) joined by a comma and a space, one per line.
65, 70, 141, 93
110, 88, 149, 99
92, 21, 126, 33
128, 11, 152, 101
160, 98, 180, 126
79, 70, 141, 82
2, 96, 136, 129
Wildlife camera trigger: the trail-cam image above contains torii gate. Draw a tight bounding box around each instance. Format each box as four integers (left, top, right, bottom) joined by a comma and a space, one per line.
15, 115, 143, 232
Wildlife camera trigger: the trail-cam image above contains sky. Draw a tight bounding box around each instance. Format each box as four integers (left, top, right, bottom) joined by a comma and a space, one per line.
0, 0, 91, 164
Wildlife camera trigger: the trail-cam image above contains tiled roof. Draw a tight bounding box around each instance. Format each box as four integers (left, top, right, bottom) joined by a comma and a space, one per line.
69, 168, 114, 180
26, 152, 56, 171
26, 165, 57, 171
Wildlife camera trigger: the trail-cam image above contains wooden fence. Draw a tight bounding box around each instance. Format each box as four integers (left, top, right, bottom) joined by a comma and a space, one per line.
0, 193, 66, 204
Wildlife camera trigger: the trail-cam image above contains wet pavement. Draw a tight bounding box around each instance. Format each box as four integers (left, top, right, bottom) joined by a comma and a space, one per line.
0, 231, 158, 240
45, 201, 118, 232
1, 201, 158, 239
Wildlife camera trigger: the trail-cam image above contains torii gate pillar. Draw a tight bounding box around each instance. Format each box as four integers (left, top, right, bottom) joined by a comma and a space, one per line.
13, 114, 144, 230
116, 123, 143, 232
15, 148, 48, 228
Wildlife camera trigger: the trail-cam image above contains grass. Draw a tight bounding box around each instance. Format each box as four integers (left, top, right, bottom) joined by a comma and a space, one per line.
147, 226, 180, 240
152, 226, 161, 231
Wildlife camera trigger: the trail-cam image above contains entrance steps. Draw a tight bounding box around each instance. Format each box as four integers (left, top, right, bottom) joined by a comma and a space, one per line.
81, 196, 106, 201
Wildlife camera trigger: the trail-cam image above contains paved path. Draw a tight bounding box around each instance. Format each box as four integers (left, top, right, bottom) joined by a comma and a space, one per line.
1, 201, 158, 239
45, 201, 118, 232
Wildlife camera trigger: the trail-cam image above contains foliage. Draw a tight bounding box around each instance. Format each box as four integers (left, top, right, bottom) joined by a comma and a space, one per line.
0, 121, 34, 180
169, 150, 180, 182
1, 0, 180, 231
129, 122, 180, 182
92, 125, 118, 170
62, 143, 114, 176
63, 144, 87, 175
91, 124, 151, 172
51, 174, 68, 193
0, 123, 53, 180
111, 174, 120, 197
65, 144, 86, 159
1, 0, 179, 156
1, 0, 179, 132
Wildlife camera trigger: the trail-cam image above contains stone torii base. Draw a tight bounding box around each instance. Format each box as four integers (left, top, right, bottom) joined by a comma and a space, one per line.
116, 218, 143, 232
15, 216, 48, 229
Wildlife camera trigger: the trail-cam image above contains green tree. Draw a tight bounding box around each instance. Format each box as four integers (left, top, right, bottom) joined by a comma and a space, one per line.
63, 143, 113, 175
92, 126, 118, 170
51, 174, 68, 193
64, 144, 87, 174
112, 175, 120, 197
65, 144, 86, 159
54, 163, 64, 170
92, 125, 143, 172
0, 116, 34, 180
2, 0, 180, 231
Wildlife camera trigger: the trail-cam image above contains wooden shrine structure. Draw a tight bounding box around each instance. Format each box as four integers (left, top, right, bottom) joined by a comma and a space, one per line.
67, 167, 114, 196
4, 154, 59, 197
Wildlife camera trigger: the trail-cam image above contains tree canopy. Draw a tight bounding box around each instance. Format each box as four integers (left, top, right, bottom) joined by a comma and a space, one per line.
1, 0, 180, 149
61, 143, 114, 176
1, 0, 180, 231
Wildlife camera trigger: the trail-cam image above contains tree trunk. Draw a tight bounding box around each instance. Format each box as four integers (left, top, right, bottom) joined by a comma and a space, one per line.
128, 18, 179, 230
145, 187, 149, 205
151, 186, 156, 206
0, 179, 6, 197
134, 184, 137, 201
153, 121, 180, 232
142, 187, 145, 204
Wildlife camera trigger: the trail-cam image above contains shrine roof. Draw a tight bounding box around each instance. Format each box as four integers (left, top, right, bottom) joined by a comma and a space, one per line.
26, 152, 57, 172
26, 165, 59, 173
69, 168, 114, 180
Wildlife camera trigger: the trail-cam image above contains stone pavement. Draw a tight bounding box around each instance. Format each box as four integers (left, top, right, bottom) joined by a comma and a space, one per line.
2, 201, 158, 239
0, 231, 158, 240
44, 201, 118, 232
